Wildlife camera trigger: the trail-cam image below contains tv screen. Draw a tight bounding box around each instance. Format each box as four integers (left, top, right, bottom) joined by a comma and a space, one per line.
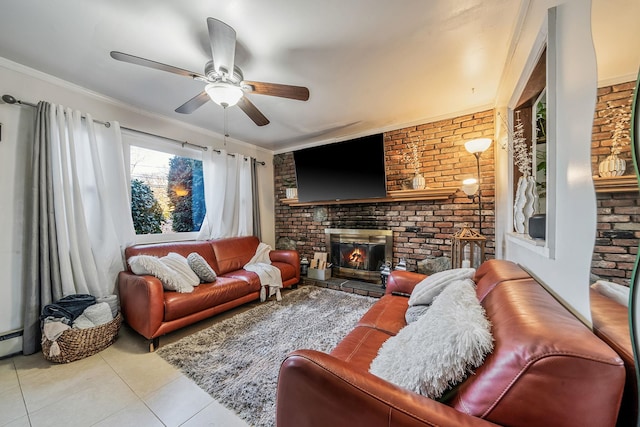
293, 134, 387, 202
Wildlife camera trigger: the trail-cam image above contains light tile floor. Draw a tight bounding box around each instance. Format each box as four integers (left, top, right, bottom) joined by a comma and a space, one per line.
0, 305, 256, 427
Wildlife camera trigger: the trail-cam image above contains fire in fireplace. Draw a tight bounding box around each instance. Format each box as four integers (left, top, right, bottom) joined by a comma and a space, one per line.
325, 228, 393, 283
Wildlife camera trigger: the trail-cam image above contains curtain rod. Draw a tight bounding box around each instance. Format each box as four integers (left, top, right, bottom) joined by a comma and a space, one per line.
1, 94, 266, 165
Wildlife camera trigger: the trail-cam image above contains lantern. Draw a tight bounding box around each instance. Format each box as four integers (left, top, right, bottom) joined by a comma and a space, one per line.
451, 226, 486, 269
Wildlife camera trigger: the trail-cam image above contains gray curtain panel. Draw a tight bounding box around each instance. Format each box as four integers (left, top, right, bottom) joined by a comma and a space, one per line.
251, 158, 261, 240
22, 101, 64, 355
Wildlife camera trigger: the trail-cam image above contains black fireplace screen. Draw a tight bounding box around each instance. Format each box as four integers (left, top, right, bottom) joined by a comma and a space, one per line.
331, 242, 386, 272
325, 228, 393, 284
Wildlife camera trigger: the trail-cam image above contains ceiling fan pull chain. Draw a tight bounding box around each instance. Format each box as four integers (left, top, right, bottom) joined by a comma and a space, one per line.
224, 106, 229, 147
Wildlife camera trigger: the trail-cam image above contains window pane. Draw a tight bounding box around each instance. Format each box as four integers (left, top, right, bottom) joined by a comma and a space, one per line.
130, 146, 204, 235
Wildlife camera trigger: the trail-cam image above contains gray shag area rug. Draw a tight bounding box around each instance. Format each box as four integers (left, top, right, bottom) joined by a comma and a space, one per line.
157, 285, 376, 427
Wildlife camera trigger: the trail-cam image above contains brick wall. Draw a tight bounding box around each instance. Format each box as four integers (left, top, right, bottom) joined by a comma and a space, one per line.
274, 110, 495, 273
591, 80, 638, 285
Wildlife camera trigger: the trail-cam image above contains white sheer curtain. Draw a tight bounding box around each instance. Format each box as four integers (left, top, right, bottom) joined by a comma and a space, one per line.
49, 105, 135, 296
198, 148, 253, 239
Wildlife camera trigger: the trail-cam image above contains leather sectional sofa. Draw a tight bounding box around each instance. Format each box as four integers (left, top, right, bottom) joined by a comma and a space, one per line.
118, 236, 299, 351
276, 259, 627, 427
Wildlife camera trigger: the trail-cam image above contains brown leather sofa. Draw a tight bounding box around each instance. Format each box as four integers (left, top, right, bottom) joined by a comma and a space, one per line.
590, 288, 636, 426
118, 236, 299, 350
276, 259, 626, 427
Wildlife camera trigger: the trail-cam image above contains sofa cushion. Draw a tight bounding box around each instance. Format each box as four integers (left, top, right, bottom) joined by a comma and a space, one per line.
187, 252, 217, 282
408, 268, 475, 306
369, 279, 493, 399
210, 236, 260, 275
128, 254, 196, 293
473, 259, 530, 301
330, 326, 394, 368
356, 295, 409, 335
162, 253, 200, 287
163, 277, 255, 321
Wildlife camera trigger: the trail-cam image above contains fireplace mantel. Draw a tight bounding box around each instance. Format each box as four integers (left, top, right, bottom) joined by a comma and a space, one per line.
281, 187, 458, 207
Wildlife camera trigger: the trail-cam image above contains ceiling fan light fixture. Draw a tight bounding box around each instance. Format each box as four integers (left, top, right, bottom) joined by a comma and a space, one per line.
205, 82, 243, 107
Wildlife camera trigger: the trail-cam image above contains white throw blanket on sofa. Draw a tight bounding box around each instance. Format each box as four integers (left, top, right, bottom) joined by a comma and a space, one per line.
244, 242, 283, 302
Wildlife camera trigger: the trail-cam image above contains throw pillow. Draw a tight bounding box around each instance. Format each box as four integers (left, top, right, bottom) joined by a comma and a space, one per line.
187, 252, 217, 283
370, 278, 494, 399
405, 305, 430, 324
161, 253, 200, 288
591, 280, 629, 307
128, 254, 194, 293
408, 267, 476, 306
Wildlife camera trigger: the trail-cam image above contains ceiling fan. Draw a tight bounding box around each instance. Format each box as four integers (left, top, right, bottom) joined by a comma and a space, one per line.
110, 18, 309, 126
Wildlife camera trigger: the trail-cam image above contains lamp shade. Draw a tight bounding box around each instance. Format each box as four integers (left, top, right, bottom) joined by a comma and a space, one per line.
464, 138, 492, 154
462, 178, 479, 196
205, 82, 244, 107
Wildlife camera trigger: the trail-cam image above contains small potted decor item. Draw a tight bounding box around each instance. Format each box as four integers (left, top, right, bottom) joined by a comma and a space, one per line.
599, 100, 631, 177
403, 138, 426, 190
283, 177, 298, 199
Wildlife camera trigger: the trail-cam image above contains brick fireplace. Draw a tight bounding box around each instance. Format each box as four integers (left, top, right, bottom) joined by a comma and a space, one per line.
326, 228, 392, 282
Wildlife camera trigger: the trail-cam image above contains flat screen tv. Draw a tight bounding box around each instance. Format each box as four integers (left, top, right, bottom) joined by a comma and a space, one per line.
293, 134, 387, 202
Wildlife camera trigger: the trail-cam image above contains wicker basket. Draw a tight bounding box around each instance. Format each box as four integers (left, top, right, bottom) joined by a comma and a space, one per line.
42, 312, 122, 363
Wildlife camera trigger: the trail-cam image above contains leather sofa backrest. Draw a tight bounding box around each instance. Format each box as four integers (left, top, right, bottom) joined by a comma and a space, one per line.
590, 288, 636, 426
209, 236, 260, 275
124, 240, 219, 272
474, 259, 531, 301
451, 277, 625, 427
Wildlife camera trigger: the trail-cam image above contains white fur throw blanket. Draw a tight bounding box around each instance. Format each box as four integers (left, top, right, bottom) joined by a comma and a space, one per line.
244, 242, 283, 302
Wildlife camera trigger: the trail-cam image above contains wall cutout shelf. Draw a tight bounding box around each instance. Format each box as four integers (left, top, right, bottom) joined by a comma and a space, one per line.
593, 175, 638, 193
280, 187, 458, 207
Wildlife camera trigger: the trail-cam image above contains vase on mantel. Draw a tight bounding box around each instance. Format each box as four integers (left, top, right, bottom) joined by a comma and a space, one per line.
285, 187, 298, 199
598, 152, 626, 177
412, 173, 426, 190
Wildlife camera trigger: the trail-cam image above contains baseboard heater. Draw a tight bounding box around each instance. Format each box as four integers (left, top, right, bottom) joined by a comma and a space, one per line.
0, 329, 23, 341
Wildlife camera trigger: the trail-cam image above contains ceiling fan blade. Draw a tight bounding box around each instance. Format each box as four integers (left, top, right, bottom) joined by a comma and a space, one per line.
175, 91, 210, 114
207, 18, 236, 76
243, 81, 310, 101
110, 51, 205, 79
237, 96, 270, 126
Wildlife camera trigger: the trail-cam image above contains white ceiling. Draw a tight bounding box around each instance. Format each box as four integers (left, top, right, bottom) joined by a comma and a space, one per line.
0, 0, 635, 152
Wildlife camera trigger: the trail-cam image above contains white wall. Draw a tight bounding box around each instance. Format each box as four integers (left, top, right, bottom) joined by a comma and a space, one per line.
495, 0, 597, 324
0, 58, 275, 356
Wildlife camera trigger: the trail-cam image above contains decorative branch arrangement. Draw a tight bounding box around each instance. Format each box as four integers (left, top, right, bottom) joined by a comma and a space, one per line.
606, 100, 632, 155
403, 138, 422, 175
499, 111, 532, 177
513, 111, 532, 177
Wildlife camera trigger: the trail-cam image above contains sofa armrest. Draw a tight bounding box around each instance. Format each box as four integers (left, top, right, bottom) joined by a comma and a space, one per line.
385, 270, 426, 295
277, 349, 499, 427
117, 271, 165, 339
269, 249, 300, 266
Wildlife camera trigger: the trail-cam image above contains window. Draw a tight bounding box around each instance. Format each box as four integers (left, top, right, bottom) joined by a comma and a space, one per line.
123, 131, 205, 243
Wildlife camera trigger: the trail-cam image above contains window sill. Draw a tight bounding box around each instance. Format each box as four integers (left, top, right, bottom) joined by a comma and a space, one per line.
506, 232, 550, 258
134, 231, 200, 245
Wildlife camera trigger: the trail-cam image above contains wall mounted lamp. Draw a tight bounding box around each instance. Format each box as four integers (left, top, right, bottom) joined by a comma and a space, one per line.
462, 138, 492, 235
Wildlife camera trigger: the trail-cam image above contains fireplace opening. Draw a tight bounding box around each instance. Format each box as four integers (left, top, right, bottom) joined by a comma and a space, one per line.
326, 229, 392, 283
